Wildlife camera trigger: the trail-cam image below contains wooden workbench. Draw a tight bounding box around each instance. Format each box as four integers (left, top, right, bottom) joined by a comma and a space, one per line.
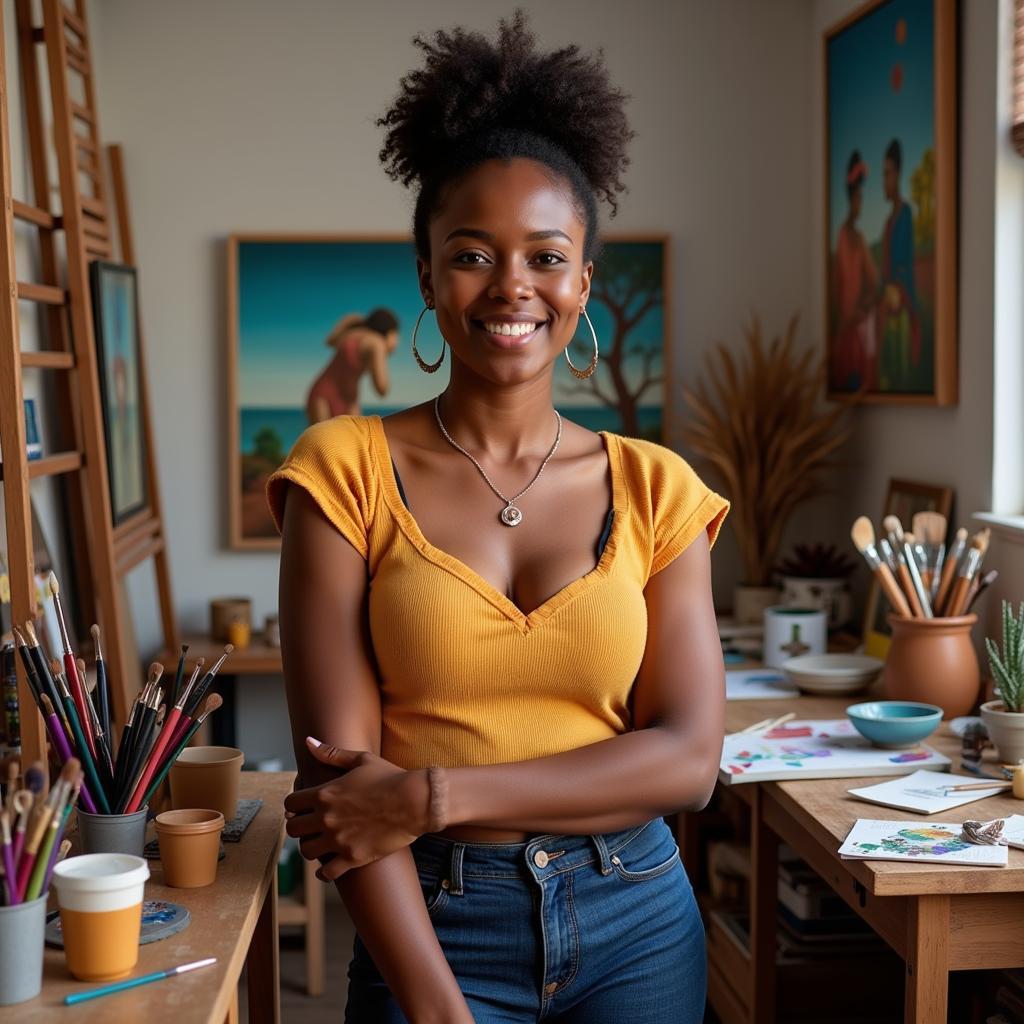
0, 770, 290, 1023
690, 693, 1019, 1024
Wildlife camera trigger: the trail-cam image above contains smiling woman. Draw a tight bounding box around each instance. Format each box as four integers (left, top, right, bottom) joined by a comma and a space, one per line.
267, 11, 728, 1024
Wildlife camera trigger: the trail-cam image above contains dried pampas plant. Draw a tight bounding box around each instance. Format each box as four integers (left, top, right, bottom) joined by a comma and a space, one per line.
682, 314, 852, 587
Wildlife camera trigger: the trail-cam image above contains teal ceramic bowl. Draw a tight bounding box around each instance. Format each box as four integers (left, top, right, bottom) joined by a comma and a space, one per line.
846, 701, 943, 749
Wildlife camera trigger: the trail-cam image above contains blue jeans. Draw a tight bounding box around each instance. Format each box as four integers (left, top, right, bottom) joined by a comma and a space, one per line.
345, 818, 706, 1022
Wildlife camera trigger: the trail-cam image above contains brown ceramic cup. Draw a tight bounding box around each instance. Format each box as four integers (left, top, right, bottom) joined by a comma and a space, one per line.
169, 746, 243, 821
154, 809, 225, 888
882, 613, 980, 719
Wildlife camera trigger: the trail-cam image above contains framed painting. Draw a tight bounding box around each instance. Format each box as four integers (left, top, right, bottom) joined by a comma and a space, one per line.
824, 0, 957, 405
227, 234, 670, 549
862, 476, 953, 657
89, 262, 150, 526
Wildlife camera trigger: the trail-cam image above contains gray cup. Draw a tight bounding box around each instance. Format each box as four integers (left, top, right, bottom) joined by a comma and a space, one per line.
77, 807, 148, 858
0, 895, 46, 1004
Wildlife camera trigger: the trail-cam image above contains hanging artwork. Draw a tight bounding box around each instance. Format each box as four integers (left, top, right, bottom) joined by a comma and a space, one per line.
228, 235, 670, 548
824, 0, 956, 404
90, 262, 149, 525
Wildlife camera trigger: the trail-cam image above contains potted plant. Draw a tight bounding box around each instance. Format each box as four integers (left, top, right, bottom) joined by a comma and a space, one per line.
981, 601, 1024, 764
777, 543, 858, 630
682, 314, 852, 623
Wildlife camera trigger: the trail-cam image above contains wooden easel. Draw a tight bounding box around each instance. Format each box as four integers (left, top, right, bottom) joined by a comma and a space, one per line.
0, 0, 177, 766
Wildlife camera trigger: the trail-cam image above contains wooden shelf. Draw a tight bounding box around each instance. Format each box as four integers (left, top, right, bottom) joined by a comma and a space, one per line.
20, 350, 74, 369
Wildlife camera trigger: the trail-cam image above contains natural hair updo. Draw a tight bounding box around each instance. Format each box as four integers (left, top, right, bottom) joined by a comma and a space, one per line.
377, 10, 633, 262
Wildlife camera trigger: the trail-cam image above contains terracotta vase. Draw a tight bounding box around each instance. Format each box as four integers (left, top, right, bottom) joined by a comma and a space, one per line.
881, 613, 980, 719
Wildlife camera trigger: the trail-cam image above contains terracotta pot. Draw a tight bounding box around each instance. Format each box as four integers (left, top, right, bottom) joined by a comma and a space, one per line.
881, 613, 980, 719
155, 809, 225, 888
169, 746, 243, 821
980, 700, 1024, 765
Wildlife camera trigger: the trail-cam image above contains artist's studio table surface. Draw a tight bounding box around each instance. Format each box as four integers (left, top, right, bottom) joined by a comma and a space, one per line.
693, 695, 1024, 1024
0, 770, 290, 1024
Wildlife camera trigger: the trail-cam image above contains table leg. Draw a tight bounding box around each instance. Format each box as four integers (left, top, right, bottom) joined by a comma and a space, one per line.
247, 868, 281, 1024
225, 988, 239, 1024
304, 857, 325, 997
904, 894, 949, 1024
750, 787, 777, 1024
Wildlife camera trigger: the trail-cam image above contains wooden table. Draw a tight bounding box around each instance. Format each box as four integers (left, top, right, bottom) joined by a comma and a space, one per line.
690, 692, 1019, 1024
1, 771, 290, 1023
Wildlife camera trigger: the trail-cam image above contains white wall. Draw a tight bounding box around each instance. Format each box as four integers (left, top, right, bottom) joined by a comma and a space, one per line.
87, 0, 819, 648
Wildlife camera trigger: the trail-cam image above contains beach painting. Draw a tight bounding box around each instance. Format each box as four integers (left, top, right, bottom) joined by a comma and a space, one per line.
228, 236, 669, 548
824, 0, 956, 404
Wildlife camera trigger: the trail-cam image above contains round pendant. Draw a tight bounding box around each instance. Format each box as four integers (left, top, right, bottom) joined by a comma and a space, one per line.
500, 504, 523, 527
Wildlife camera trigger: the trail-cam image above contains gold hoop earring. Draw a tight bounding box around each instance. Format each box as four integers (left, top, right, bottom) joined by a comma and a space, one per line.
565, 307, 599, 380
412, 303, 445, 374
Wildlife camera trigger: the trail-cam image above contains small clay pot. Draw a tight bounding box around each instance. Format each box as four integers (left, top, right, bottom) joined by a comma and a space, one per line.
154, 809, 225, 888
882, 613, 980, 719
169, 746, 243, 821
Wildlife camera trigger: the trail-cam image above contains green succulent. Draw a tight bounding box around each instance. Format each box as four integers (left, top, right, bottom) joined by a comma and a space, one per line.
985, 601, 1024, 713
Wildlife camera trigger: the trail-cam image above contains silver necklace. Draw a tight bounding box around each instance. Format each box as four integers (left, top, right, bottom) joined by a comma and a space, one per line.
433, 396, 562, 527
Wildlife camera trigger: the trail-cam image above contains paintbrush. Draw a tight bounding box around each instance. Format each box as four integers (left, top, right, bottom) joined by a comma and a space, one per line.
39, 772, 80, 896
40, 694, 98, 813
966, 569, 999, 613
125, 663, 203, 813
48, 572, 99, 763
182, 645, 232, 719
165, 659, 205, 750
912, 511, 947, 595
946, 533, 988, 617
113, 684, 147, 798
140, 694, 223, 810
90, 625, 113, 754
119, 704, 166, 814
0, 812, 15, 905
884, 519, 924, 616
901, 533, 933, 618
169, 643, 189, 710
19, 621, 67, 733
116, 686, 163, 813
116, 665, 163, 796
52, 660, 110, 814
14, 780, 61, 901
934, 527, 968, 614
63, 957, 217, 1006
78, 656, 115, 794
851, 517, 913, 618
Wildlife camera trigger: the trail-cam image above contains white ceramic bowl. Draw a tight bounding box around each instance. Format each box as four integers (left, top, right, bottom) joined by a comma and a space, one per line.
781, 653, 884, 696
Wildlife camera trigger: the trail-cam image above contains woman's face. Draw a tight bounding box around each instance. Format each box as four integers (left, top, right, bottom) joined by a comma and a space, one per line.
418, 158, 593, 387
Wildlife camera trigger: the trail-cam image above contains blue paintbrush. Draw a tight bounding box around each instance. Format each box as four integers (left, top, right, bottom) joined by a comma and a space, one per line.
63, 957, 217, 1005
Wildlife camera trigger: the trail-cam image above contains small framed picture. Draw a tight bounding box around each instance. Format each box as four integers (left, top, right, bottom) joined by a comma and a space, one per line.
89, 261, 150, 526
862, 477, 953, 656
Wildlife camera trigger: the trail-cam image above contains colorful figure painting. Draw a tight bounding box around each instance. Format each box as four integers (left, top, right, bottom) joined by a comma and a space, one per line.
824, 0, 956, 404
228, 236, 669, 548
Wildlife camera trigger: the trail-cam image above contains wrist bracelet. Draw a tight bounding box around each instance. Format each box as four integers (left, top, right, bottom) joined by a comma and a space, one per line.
426, 765, 449, 834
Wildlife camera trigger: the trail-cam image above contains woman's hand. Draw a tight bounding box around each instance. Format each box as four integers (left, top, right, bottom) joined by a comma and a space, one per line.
284, 738, 430, 881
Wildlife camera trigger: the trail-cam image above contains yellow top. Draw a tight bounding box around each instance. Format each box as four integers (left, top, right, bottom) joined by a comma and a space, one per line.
267, 415, 729, 771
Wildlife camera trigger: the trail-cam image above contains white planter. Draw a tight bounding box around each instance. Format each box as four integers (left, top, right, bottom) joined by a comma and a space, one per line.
980, 700, 1024, 765
734, 585, 780, 625
780, 576, 853, 630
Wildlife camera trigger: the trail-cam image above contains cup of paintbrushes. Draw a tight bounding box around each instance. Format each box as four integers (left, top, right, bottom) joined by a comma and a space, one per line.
76, 806, 149, 859
52, 853, 149, 982
0, 894, 47, 1004
169, 747, 243, 822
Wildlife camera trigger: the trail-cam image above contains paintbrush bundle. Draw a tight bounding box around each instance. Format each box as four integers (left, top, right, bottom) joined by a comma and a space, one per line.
0, 756, 79, 904
11, 573, 231, 817
850, 514, 996, 619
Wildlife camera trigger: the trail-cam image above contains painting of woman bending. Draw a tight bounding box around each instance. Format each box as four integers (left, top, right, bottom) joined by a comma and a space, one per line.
825, 0, 956, 404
